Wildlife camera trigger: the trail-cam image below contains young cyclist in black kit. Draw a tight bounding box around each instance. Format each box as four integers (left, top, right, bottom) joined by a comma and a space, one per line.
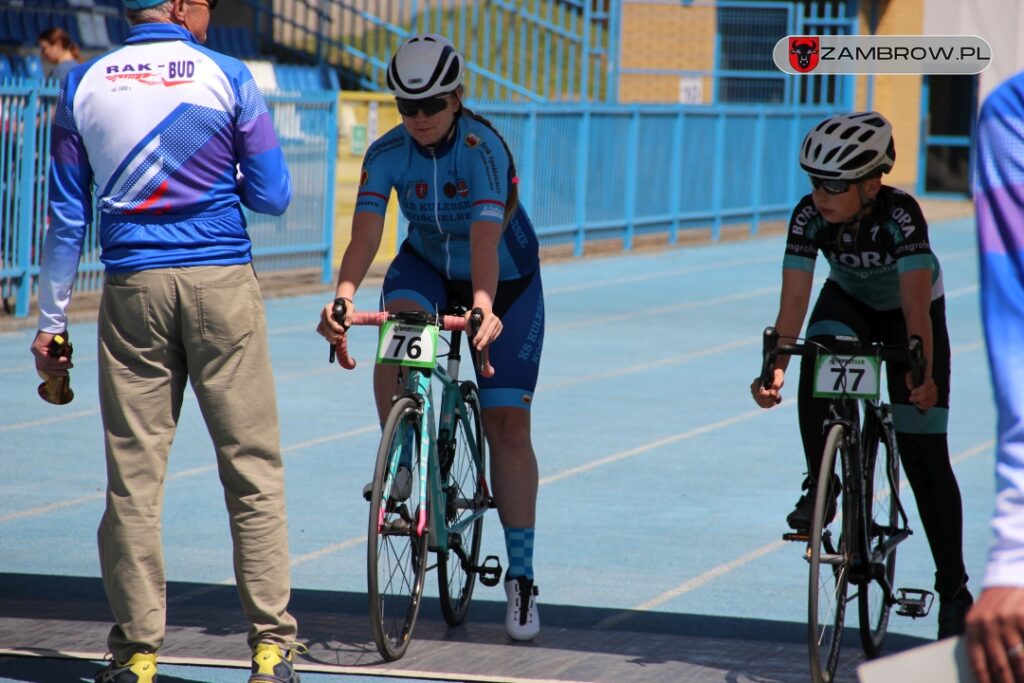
750, 111, 973, 639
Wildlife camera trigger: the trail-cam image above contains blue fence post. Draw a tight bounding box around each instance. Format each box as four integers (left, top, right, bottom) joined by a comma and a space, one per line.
16, 87, 38, 318
322, 93, 339, 283
711, 110, 725, 240
751, 111, 765, 236
520, 107, 537, 213
668, 108, 684, 245
574, 108, 590, 257
623, 107, 639, 251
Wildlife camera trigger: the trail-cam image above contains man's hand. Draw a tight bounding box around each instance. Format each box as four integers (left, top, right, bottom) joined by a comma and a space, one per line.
31, 330, 72, 377
967, 587, 1024, 683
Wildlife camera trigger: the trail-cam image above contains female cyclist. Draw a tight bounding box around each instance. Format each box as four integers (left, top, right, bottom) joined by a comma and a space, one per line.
317, 34, 543, 642
750, 111, 973, 639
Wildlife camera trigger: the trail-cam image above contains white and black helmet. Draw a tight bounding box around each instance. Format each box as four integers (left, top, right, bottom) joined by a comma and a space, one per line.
799, 111, 896, 181
386, 33, 465, 99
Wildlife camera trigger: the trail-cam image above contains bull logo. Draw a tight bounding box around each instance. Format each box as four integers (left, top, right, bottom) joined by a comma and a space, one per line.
789, 36, 820, 73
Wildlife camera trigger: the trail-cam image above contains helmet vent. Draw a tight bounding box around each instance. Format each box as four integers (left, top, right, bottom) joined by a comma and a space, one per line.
839, 125, 859, 140
839, 150, 877, 171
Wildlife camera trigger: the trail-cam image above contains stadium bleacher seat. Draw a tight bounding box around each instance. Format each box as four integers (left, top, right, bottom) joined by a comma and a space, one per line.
0, 55, 13, 82
16, 54, 45, 80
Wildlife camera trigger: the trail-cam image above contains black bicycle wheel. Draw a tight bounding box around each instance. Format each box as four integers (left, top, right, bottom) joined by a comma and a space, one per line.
858, 409, 899, 657
367, 397, 429, 662
808, 423, 849, 683
437, 382, 487, 626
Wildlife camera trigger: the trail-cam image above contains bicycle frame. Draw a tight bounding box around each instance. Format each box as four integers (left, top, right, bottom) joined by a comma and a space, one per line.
377, 323, 488, 556
829, 398, 911, 594
389, 362, 485, 549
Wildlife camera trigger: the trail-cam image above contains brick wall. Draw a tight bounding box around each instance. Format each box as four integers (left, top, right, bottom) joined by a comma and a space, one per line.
854, 0, 925, 189
618, 2, 715, 103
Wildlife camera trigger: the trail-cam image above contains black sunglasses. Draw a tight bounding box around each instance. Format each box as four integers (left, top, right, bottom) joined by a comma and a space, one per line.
809, 176, 852, 195
395, 96, 449, 117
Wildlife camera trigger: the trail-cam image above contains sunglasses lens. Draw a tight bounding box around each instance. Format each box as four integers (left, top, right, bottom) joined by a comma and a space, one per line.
809, 176, 849, 194
395, 97, 448, 117
395, 98, 418, 116
419, 97, 448, 116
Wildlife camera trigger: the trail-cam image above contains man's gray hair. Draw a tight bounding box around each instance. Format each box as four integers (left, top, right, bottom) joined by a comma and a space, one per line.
126, 1, 174, 26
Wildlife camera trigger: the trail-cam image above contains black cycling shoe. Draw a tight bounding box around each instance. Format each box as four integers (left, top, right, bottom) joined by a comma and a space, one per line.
786, 475, 840, 531
937, 587, 974, 640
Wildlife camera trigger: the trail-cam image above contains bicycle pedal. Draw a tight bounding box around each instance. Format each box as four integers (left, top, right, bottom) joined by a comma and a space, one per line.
895, 588, 934, 618
783, 531, 809, 542
475, 555, 502, 587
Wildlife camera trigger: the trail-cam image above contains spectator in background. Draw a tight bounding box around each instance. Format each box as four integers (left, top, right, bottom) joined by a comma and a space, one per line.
38, 27, 81, 84
966, 72, 1024, 683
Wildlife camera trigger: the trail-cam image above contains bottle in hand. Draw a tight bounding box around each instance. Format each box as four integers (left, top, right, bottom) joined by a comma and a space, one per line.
37, 333, 74, 405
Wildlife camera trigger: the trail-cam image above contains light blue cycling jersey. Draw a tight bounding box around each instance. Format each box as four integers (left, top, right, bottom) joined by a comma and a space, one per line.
356, 113, 539, 282
38, 23, 290, 332
976, 72, 1024, 588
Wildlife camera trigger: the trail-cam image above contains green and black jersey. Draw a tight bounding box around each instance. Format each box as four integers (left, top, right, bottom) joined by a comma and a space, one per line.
783, 185, 943, 311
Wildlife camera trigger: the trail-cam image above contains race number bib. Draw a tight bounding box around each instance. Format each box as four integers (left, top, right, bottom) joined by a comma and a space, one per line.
812, 355, 881, 400
376, 320, 439, 369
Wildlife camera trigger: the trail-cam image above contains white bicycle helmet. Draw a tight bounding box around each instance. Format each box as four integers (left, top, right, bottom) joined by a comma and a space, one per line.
799, 111, 896, 181
386, 33, 465, 99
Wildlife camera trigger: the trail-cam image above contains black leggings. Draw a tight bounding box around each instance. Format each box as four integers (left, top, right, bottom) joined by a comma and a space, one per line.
796, 281, 967, 599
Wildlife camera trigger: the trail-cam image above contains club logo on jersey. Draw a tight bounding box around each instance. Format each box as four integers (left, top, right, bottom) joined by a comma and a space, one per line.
456, 179, 469, 198
465, 133, 481, 148
360, 169, 369, 187
104, 60, 197, 87
443, 182, 457, 198
415, 182, 429, 199
789, 37, 820, 73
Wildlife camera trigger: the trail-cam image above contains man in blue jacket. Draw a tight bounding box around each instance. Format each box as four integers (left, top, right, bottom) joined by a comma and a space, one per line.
29, 1, 302, 681
967, 71, 1024, 683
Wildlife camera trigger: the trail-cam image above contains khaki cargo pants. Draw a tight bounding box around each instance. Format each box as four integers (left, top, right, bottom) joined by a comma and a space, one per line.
96, 264, 298, 660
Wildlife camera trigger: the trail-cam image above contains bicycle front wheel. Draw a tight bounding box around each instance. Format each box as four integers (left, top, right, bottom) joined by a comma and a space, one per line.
367, 396, 429, 662
437, 381, 487, 626
808, 423, 849, 683
858, 410, 899, 657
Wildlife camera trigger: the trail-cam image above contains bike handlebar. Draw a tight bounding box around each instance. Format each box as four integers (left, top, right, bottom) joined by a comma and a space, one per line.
328, 298, 488, 372
759, 325, 927, 392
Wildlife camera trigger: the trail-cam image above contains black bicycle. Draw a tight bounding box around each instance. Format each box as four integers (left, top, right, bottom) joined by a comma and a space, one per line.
760, 326, 934, 683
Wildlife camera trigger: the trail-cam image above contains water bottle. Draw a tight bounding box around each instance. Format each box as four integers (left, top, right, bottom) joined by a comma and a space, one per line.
37, 333, 74, 405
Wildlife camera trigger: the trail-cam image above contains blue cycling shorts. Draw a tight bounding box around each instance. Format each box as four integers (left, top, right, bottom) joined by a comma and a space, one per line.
382, 243, 544, 411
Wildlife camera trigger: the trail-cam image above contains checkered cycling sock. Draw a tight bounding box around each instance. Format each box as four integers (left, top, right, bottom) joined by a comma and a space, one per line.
504, 527, 535, 580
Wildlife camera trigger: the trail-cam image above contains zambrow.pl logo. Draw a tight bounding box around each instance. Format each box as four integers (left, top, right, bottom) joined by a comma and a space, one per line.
789, 37, 820, 73
773, 35, 991, 75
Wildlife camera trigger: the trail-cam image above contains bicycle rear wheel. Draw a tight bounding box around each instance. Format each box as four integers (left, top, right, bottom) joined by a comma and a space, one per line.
858, 410, 899, 657
368, 396, 429, 662
437, 382, 487, 626
808, 423, 849, 683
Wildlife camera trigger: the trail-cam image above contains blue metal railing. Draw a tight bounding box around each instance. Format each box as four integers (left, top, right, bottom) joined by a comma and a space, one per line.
246, 0, 619, 103
0, 79, 337, 317
471, 101, 836, 256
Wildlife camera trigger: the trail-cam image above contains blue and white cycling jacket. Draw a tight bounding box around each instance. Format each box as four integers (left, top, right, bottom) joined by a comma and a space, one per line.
356, 112, 539, 282
976, 72, 1024, 588
38, 23, 290, 332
